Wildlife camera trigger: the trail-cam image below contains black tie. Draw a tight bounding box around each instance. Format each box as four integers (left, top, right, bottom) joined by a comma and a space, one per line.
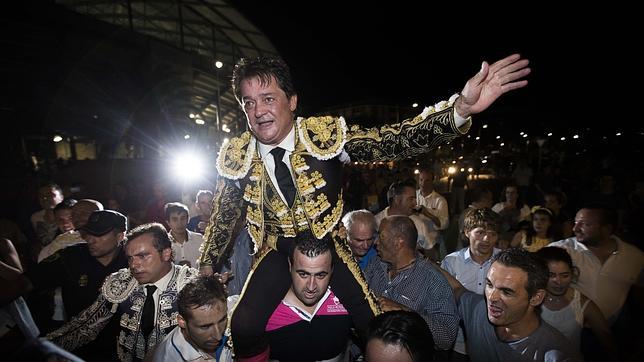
141, 285, 157, 340
270, 147, 296, 206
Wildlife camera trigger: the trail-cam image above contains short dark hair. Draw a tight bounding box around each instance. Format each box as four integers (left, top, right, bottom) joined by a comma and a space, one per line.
177, 275, 227, 321
54, 198, 77, 213
232, 56, 296, 105
387, 180, 416, 205
383, 216, 418, 250
367, 310, 434, 362
288, 232, 333, 264
164, 202, 189, 220
124, 223, 171, 252
492, 248, 548, 298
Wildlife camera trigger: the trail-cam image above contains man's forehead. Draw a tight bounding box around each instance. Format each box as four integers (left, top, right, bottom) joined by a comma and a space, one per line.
293, 251, 332, 270
489, 262, 528, 286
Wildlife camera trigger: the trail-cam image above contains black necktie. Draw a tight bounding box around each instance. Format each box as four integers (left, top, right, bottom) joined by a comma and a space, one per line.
141, 285, 157, 340
270, 147, 296, 206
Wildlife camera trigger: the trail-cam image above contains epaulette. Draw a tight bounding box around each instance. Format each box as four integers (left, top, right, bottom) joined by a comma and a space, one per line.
102, 268, 137, 304
216, 131, 256, 180
297, 116, 347, 160
175, 264, 199, 291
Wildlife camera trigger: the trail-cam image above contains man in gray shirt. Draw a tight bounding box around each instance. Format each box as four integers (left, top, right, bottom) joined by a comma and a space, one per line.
441, 248, 581, 361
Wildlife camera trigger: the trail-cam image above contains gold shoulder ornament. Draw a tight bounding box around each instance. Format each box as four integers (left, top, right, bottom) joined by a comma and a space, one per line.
216, 131, 256, 180
297, 116, 347, 160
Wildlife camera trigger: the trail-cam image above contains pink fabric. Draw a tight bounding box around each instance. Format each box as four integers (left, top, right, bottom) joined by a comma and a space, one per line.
266, 290, 348, 331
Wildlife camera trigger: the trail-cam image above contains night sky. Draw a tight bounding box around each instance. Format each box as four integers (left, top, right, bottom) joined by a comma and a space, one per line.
232, 1, 638, 136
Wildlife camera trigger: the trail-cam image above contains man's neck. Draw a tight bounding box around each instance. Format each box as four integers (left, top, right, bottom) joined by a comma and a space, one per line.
171, 229, 188, 244
420, 188, 434, 197
284, 287, 318, 314
495, 312, 540, 342
96, 248, 119, 267
181, 328, 217, 357
587, 237, 618, 264
388, 206, 408, 216
388, 252, 416, 278
469, 248, 493, 265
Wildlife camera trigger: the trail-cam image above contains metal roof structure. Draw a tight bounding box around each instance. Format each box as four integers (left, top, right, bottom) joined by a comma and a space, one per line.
56, 0, 279, 132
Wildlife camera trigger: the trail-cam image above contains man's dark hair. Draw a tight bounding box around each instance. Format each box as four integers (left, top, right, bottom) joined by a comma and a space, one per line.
124, 223, 171, 252
54, 198, 77, 212
232, 56, 296, 104
367, 310, 434, 362
580, 203, 618, 232
384, 216, 418, 250
288, 232, 333, 264
164, 202, 189, 221
417, 167, 434, 179
387, 180, 416, 205
38, 182, 63, 193
178, 275, 227, 321
492, 248, 548, 298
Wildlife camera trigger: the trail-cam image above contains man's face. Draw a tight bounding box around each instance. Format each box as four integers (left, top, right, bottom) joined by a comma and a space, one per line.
504, 187, 519, 203
167, 211, 189, 232
485, 262, 541, 328
126, 233, 172, 284
39, 186, 63, 209
348, 222, 376, 257
546, 261, 572, 297
196, 194, 214, 216
86, 230, 122, 260
418, 171, 434, 194
395, 186, 417, 216
573, 209, 609, 246
376, 220, 396, 264
240, 75, 297, 146
178, 300, 227, 354
365, 339, 412, 362
55, 209, 74, 233
290, 249, 333, 307
466, 227, 498, 256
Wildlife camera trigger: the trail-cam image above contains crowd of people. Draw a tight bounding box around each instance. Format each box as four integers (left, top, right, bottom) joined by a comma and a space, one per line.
0, 53, 642, 362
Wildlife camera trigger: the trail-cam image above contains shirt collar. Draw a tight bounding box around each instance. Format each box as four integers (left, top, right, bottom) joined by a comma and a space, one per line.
258, 126, 296, 159
464, 247, 500, 265
171, 326, 217, 361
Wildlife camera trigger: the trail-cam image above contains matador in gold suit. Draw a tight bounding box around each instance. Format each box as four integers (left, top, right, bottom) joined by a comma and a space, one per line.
198, 55, 530, 359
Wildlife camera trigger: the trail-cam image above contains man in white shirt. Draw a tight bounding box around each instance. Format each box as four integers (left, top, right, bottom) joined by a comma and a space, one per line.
153, 275, 232, 362
375, 180, 437, 259
416, 168, 449, 258
549, 204, 644, 324
165, 202, 204, 268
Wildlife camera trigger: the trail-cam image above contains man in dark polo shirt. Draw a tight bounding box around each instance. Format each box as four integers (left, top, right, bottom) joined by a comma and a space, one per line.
263, 233, 352, 362
1, 210, 128, 321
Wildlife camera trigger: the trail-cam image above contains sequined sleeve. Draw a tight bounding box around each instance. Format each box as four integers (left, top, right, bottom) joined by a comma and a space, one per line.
45, 293, 114, 351
344, 96, 471, 162
198, 177, 245, 268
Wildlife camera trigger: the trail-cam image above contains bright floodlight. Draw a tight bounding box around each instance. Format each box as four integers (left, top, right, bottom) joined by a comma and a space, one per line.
215, 61, 223, 69
448, 166, 457, 175
171, 151, 205, 181
53, 135, 63, 143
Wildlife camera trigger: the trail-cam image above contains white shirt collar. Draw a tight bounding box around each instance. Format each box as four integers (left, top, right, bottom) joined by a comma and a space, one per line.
258, 126, 296, 159
171, 326, 216, 361
147, 266, 174, 293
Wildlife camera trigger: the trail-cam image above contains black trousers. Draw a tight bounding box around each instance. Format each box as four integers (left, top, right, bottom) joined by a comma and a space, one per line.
230, 239, 375, 357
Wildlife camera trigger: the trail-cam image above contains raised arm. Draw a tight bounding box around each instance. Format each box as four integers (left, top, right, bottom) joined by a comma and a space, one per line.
454, 54, 530, 118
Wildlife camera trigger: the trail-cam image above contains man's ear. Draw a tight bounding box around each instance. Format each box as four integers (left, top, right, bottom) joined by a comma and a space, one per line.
529, 289, 546, 307
177, 313, 186, 329
289, 94, 298, 112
